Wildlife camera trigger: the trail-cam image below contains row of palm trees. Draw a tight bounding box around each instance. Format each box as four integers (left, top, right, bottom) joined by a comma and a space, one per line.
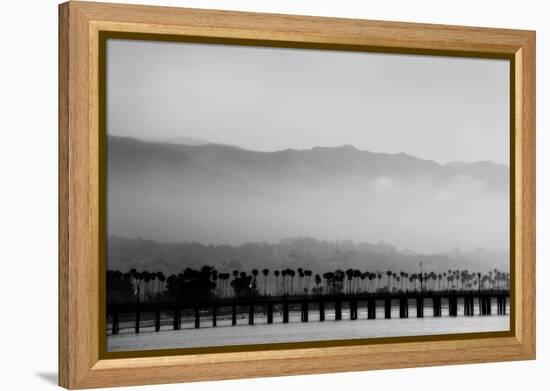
124, 269, 166, 302
108, 266, 509, 302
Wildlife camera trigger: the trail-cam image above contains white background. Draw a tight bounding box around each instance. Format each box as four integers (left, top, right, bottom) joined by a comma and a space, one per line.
0, 0, 546, 390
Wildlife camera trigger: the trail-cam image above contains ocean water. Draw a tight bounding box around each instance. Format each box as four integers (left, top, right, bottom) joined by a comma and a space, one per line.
106, 304, 510, 352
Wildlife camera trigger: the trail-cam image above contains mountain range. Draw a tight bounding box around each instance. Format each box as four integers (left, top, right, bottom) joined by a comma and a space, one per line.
106, 135, 509, 254
108, 135, 508, 190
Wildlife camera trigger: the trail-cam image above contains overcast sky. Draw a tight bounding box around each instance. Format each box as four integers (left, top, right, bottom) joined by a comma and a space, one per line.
107, 39, 509, 165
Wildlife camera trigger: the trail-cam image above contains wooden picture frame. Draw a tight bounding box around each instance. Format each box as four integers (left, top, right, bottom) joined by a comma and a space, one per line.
59, 1, 536, 389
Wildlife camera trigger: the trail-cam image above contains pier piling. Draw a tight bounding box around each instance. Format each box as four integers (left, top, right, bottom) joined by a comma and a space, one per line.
497, 296, 506, 315
173, 309, 181, 330
301, 302, 309, 322
267, 303, 273, 324
350, 299, 358, 320
283, 301, 289, 323
319, 301, 325, 321
335, 300, 342, 320
135, 311, 140, 333
399, 297, 408, 318
112, 313, 119, 335
212, 306, 217, 327
155, 310, 161, 332
433, 297, 441, 317
449, 296, 458, 316
367, 298, 376, 319
248, 304, 254, 325
464, 296, 474, 316
194, 307, 200, 329
384, 298, 392, 319
416, 297, 424, 318
480, 297, 493, 315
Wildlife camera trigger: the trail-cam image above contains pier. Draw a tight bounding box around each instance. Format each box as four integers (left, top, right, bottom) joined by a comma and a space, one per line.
107, 289, 509, 335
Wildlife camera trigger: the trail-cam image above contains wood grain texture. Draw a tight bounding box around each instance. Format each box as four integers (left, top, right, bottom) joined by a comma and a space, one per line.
58, 1, 536, 388
58, 3, 70, 387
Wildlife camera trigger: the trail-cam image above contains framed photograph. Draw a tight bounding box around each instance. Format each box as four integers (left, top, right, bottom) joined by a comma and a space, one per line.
59, 1, 535, 389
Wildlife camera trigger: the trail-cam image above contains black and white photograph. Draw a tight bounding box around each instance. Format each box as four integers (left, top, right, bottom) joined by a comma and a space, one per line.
105, 38, 510, 353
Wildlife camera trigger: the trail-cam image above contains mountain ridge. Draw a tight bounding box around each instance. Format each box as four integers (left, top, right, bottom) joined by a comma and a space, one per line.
107, 135, 508, 190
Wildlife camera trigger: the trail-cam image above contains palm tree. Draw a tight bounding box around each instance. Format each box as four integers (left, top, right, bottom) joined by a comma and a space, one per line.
216, 273, 223, 297
360, 272, 367, 292
370, 272, 376, 292
281, 270, 288, 295
334, 270, 344, 294
314, 274, 322, 294
262, 268, 269, 296
142, 271, 151, 300
297, 267, 304, 293
345, 269, 354, 294
353, 270, 361, 293
304, 270, 312, 294
251, 269, 259, 295
289, 269, 296, 294
150, 272, 158, 298
218, 273, 225, 297
225, 273, 231, 296
386, 270, 392, 291
155, 271, 165, 295
274, 270, 280, 295
211, 269, 218, 295
322, 272, 330, 293
129, 269, 139, 301
476, 272, 482, 291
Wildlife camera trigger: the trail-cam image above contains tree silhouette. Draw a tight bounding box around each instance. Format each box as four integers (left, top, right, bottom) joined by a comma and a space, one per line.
164, 266, 217, 301
262, 268, 269, 296
386, 270, 392, 292
274, 270, 280, 295
297, 267, 304, 293
346, 269, 353, 293
314, 274, 321, 292
252, 269, 259, 296
230, 272, 258, 298
106, 270, 134, 304
108, 265, 509, 307
289, 269, 296, 294
304, 270, 312, 294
